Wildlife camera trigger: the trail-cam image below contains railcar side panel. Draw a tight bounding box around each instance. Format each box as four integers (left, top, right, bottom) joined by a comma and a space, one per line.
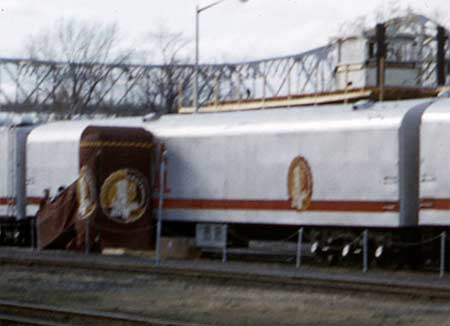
26, 129, 81, 216
160, 128, 400, 227
143, 102, 432, 228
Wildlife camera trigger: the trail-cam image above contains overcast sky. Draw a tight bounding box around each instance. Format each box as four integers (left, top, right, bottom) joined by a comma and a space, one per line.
0, 0, 449, 63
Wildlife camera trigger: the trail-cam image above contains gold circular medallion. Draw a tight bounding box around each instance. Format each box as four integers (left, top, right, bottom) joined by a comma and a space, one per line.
287, 156, 313, 211
100, 169, 149, 223
77, 166, 97, 219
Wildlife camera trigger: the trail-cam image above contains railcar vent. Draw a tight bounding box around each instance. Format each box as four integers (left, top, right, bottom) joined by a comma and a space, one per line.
352, 99, 375, 110
142, 113, 161, 122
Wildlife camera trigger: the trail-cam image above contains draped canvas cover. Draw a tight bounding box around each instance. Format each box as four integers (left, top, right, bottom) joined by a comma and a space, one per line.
36, 182, 78, 249
37, 126, 155, 251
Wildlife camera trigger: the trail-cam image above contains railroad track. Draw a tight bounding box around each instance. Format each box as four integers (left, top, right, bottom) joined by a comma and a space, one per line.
0, 300, 207, 326
0, 249, 449, 301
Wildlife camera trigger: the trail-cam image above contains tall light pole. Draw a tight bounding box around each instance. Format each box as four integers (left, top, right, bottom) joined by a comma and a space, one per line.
194, 0, 248, 113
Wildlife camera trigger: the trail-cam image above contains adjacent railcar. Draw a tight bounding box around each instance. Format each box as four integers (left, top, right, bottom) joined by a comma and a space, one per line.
0, 122, 34, 244
420, 100, 450, 226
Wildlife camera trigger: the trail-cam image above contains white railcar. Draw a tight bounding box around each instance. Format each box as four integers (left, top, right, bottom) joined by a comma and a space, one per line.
143, 99, 435, 229
20, 98, 450, 260
25, 99, 442, 230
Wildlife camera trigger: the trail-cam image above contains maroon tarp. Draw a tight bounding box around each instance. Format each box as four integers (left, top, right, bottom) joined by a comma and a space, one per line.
37, 126, 155, 251
37, 182, 78, 249
76, 126, 155, 251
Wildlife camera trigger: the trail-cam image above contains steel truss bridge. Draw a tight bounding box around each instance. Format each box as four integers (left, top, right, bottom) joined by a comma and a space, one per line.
0, 14, 448, 115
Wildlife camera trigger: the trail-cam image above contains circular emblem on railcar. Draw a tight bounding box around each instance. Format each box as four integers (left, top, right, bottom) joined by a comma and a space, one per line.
100, 169, 149, 223
77, 166, 97, 219
287, 156, 313, 211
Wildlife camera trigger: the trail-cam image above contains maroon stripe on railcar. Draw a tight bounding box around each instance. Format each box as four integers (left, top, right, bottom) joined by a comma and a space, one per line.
154, 198, 400, 212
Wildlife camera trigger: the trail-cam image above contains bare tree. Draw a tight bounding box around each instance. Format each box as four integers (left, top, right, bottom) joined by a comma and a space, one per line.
26, 18, 133, 116
138, 27, 193, 114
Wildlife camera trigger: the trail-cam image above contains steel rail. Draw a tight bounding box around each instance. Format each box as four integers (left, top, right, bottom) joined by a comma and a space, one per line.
0, 252, 449, 301
0, 300, 208, 326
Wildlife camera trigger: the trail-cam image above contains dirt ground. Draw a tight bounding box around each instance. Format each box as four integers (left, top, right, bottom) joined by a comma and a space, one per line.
0, 264, 449, 326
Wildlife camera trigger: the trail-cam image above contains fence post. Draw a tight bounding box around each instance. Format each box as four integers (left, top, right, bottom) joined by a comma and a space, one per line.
296, 227, 304, 269
35, 217, 40, 251
363, 229, 369, 273
85, 217, 90, 255
30, 218, 36, 250
440, 231, 446, 278
155, 149, 166, 266
222, 224, 228, 263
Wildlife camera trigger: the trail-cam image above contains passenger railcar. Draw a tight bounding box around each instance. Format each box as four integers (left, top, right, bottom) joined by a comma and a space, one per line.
141, 98, 450, 261
2, 97, 450, 264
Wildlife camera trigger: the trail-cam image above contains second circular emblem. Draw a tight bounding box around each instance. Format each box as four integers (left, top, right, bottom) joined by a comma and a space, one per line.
287, 156, 313, 211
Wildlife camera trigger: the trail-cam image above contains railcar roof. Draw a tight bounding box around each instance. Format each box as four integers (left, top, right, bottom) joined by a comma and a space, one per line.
146, 98, 439, 137
27, 98, 449, 143
27, 117, 143, 143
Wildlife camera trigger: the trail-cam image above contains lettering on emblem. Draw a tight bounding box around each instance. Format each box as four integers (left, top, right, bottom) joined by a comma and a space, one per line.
287, 156, 313, 211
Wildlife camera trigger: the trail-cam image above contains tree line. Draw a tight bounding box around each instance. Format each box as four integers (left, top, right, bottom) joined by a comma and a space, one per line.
24, 19, 193, 116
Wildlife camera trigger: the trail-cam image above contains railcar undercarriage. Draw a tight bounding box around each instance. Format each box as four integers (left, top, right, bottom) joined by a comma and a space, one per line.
0, 218, 33, 246
164, 221, 450, 270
